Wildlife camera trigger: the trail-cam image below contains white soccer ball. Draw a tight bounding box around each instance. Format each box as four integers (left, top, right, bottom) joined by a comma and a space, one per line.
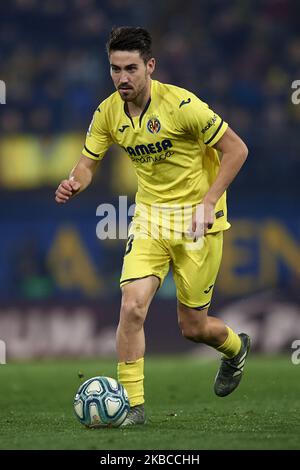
74, 376, 130, 428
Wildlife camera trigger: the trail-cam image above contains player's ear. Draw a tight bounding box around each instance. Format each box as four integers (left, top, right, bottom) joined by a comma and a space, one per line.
147, 58, 155, 75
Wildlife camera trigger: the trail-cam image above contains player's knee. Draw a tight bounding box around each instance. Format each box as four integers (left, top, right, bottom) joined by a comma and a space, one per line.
180, 321, 209, 343
120, 296, 147, 328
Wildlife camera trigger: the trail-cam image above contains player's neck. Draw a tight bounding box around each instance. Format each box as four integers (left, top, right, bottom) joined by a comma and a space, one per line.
126, 80, 151, 117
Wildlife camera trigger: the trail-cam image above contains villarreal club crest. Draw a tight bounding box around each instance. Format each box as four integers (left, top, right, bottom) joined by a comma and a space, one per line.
147, 115, 161, 134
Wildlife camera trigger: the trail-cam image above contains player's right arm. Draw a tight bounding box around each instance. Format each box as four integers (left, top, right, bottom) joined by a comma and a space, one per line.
55, 101, 113, 204
55, 155, 99, 204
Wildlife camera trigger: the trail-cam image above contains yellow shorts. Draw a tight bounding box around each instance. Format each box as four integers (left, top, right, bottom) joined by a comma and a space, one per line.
120, 224, 223, 310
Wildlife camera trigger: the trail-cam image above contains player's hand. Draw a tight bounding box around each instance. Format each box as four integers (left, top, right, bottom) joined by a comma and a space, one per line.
189, 200, 215, 240
202, 199, 215, 235
55, 177, 81, 204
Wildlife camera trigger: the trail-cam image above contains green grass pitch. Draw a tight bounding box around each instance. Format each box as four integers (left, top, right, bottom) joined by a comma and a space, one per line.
0, 355, 299, 450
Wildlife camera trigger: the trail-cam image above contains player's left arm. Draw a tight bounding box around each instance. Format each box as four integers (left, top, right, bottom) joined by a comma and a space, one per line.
202, 126, 248, 231
177, 95, 248, 236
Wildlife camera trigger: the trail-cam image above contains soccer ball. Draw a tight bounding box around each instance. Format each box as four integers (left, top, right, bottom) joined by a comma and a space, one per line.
73, 376, 130, 428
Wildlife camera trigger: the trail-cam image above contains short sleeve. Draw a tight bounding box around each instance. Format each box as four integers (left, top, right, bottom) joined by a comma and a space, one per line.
178, 95, 228, 147
82, 106, 113, 161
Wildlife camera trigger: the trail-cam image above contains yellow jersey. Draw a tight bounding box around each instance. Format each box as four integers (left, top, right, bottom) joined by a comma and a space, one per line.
82, 79, 230, 232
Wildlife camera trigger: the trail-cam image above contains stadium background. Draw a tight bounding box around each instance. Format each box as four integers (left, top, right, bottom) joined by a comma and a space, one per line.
1, 0, 300, 360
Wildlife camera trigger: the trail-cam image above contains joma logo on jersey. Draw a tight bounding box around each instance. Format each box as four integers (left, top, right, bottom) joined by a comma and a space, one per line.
124, 139, 173, 157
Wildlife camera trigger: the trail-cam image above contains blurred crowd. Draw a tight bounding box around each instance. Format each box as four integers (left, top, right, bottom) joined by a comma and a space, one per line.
1, 0, 300, 189
1, 0, 299, 132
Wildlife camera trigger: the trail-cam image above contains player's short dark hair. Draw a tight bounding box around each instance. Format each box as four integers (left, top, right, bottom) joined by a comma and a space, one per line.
106, 27, 153, 63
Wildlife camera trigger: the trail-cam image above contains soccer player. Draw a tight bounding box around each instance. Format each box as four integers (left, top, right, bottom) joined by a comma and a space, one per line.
55, 27, 250, 426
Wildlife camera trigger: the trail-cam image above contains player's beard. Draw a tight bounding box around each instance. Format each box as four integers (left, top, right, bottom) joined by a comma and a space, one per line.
118, 74, 148, 103
118, 88, 135, 101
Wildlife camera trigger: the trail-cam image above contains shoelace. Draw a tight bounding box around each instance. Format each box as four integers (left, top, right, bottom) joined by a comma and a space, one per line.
220, 357, 243, 375
126, 407, 143, 422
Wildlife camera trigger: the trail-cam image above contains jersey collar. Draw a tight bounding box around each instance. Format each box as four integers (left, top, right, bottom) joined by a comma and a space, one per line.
123, 92, 152, 129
